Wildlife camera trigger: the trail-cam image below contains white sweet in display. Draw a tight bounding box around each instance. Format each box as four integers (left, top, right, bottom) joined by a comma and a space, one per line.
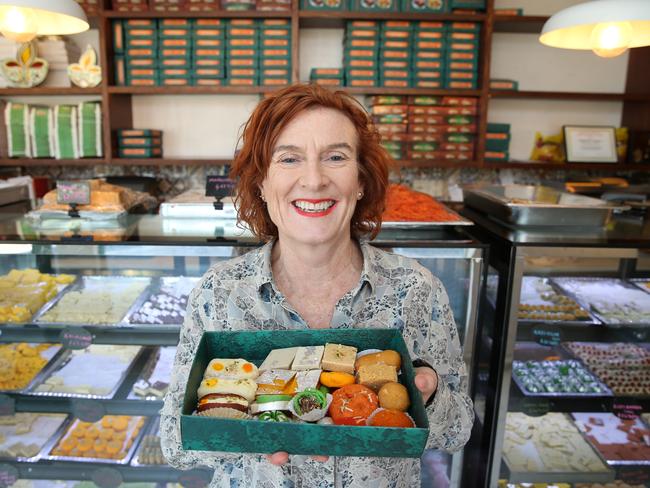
35, 345, 141, 397
291, 346, 324, 371
0, 413, 67, 459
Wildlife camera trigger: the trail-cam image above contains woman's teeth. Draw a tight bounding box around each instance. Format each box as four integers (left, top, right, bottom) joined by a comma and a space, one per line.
293, 200, 336, 212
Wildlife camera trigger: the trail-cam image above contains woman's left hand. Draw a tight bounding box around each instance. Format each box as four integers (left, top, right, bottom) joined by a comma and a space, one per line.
414, 367, 438, 404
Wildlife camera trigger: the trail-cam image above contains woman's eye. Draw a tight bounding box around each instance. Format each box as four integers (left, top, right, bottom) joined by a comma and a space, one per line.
279, 156, 298, 164
327, 154, 347, 162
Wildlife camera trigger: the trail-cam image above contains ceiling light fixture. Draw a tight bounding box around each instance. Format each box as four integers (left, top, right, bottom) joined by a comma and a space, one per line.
540, 0, 650, 58
0, 0, 88, 43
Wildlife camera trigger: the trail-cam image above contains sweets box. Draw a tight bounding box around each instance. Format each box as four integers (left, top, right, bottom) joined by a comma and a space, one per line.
181, 328, 429, 457
301, 0, 347, 10
349, 0, 399, 12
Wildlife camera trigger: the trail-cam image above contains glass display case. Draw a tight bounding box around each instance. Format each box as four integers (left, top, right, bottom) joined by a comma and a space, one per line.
463, 206, 650, 488
0, 214, 487, 488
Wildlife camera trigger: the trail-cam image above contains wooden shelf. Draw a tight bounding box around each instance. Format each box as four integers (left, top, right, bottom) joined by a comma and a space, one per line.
107, 86, 277, 95
344, 87, 483, 96
0, 158, 106, 166
103, 10, 290, 18
399, 160, 482, 168
485, 160, 647, 171
299, 11, 486, 21
493, 15, 548, 34
0, 87, 103, 96
489, 90, 637, 101
111, 158, 231, 166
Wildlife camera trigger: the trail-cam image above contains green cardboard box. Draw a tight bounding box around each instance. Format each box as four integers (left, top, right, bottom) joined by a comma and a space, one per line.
301, 0, 347, 10
449, 0, 484, 9
181, 329, 429, 457
487, 122, 511, 133
349, 0, 399, 12
486, 137, 510, 152
400, 0, 447, 13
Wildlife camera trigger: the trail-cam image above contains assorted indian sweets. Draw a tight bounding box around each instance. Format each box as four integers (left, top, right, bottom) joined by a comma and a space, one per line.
382, 184, 463, 223
517, 277, 591, 322
129, 346, 176, 400
0, 412, 67, 459
0, 343, 60, 391
0, 269, 75, 323
128, 278, 198, 325
194, 344, 416, 428
512, 360, 610, 396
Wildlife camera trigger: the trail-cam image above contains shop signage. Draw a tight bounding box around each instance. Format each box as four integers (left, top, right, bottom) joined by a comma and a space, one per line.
612, 398, 642, 420
563, 125, 618, 163
0, 464, 18, 488
72, 399, 106, 423
531, 325, 562, 347
205, 175, 235, 199
56, 180, 91, 205
0, 395, 15, 416
59, 327, 93, 350
520, 398, 550, 417
92, 467, 123, 488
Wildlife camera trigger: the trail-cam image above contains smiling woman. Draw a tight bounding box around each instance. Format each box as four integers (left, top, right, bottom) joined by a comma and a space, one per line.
160, 83, 474, 488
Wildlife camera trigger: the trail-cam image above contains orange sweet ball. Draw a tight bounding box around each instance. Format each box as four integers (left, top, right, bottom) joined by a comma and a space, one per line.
329, 384, 379, 426
368, 409, 415, 428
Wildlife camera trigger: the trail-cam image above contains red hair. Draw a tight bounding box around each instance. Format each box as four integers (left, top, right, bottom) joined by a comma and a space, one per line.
231, 83, 393, 240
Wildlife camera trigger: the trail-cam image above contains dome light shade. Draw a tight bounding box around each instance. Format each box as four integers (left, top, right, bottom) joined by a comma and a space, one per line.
0, 0, 88, 43
540, 0, 650, 58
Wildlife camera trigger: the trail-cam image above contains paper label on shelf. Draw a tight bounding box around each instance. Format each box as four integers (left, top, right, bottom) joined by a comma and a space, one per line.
56, 180, 91, 205
205, 175, 235, 199
612, 398, 642, 420
92, 467, 123, 488
59, 326, 93, 349
0, 394, 15, 416
178, 471, 213, 488
0, 464, 18, 488
72, 399, 106, 423
520, 397, 550, 417
531, 325, 562, 347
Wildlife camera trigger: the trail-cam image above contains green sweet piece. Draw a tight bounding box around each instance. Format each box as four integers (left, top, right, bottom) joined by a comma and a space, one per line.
257, 394, 292, 404
258, 411, 290, 422
318, 385, 329, 396
293, 388, 326, 415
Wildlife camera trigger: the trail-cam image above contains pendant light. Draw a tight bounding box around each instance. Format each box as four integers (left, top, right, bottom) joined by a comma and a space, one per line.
0, 0, 88, 43
540, 0, 650, 58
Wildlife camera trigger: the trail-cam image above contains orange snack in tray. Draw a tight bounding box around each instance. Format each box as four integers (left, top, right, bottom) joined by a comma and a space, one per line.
329, 384, 379, 425
382, 184, 462, 223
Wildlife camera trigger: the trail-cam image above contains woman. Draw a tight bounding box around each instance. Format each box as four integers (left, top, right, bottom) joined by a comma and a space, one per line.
161, 83, 473, 487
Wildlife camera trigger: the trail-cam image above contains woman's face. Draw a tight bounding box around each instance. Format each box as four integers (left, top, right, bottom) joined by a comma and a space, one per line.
261, 107, 363, 247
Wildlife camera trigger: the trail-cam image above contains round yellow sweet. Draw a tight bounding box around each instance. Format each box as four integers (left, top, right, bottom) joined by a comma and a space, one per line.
94, 439, 107, 453
84, 426, 100, 440
112, 417, 129, 432
77, 438, 93, 452
101, 416, 113, 429
99, 428, 114, 441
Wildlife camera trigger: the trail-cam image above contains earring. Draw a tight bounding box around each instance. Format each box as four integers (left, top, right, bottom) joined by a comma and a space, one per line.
260, 192, 266, 203
357, 191, 363, 200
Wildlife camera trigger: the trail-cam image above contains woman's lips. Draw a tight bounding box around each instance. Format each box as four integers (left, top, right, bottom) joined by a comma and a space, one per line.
291, 200, 338, 218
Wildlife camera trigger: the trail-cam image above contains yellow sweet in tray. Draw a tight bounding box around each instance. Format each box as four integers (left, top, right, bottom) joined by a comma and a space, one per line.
0, 343, 52, 390
0, 269, 75, 323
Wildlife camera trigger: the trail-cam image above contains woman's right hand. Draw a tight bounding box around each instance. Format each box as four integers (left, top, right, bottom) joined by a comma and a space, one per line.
266, 452, 329, 465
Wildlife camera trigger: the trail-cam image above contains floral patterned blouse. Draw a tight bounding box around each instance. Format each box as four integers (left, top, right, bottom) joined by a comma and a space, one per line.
160, 239, 473, 488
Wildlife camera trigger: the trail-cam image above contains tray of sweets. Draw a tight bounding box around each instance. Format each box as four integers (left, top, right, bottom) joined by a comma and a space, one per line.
517, 277, 598, 325
502, 412, 613, 484
43, 415, 148, 465
122, 276, 198, 326
33, 276, 151, 327
551, 277, 650, 326
127, 346, 175, 401
572, 413, 650, 466
562, 342, 650, 398
130, 417, 165, 467
0, 413, 68, 462
27, 345, 144, 399
512, 359, 612, 398
0, 343, 63, 393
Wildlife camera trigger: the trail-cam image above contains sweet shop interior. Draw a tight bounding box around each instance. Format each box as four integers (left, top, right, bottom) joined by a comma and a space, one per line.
0, 0, 650, 487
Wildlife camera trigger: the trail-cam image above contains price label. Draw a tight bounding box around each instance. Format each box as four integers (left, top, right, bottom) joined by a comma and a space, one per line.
521, 397, 550, 417
0, 464, 18, 488
92, 467, 123, 488
531, 325, 562, 347
59, 327, 93, 350
56, 180, 91, 205
205, 175, 235, 200
612, 398, 642, 420
72, 399, 106, 423
178, 470, 212, 488
0, 395, 15, 416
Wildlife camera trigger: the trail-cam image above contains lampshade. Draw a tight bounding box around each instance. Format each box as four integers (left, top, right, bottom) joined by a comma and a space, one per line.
0, 0, 89, 43
540, 0, 650, 58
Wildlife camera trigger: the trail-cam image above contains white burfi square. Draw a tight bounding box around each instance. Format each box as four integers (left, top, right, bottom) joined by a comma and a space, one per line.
291, 345, 324, 371
321, 343, 357, 374
259, 347, 298, 372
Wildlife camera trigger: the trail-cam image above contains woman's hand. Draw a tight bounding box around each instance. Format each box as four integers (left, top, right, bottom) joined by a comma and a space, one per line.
414, 366, 438, 404
266, 452, 329, 466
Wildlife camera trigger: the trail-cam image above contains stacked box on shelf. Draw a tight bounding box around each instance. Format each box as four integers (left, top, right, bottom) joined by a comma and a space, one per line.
445, 22, 480, 90
406, 96, 478, 161
344, 21, 379, 88
485, 122, 510, 162
368, 96, 408, 160
192, 19, 225, 86
117, 129, 164, 159
222, 0, 256, 10
257, 0, 291, 11
449, 0, 484, 11
74, 0, 100, 16
301, 0, 346, 10
350, 0, 398, 12
124, 19, 160, 87
412, 21, 446, 89
78, 102, 103, 158
401, 0, 446, 12
259, 19, 291, 87
150, 0, 187, 12
112, 0, 148, 11
186, 0, 220, 11
160, 19, 194, 87
113, 20, 126, 86
379, 21, 411, 88
226, 19, 259, 86
310, 68, 344, 87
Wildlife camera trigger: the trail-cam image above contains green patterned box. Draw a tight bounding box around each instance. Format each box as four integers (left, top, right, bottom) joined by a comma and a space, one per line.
301, 0, 347, 10
181, 328, 429, 457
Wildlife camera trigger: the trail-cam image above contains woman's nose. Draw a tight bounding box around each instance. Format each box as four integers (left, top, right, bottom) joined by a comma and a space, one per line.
299, 160, 328, 189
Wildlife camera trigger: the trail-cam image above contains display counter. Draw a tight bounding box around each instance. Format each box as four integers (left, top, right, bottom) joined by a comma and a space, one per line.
0, 213, 487, 488
463, 207, 650, 488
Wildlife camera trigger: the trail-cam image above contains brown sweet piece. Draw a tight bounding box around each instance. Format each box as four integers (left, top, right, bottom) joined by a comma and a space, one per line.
355, 350, 401, 371
356, 363, 398, 392
378, 382, 410, 411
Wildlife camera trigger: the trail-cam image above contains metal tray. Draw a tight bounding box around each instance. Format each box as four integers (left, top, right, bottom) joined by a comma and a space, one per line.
502, 412, 614, 484
381, 204, 473, 228
517, 276, 599, 326
551, 277, 650, 327
629, 278, 650, 295
122, 276, 198, 327
33, 276, 152, 327
572, 413, 650, 466
41, 415, 149, 465
464, 184, 622, 226
26, 345, 145, 399
0, 413, 68, 463
126, 346, 175, 401
130, 417, 165, 467
0, 343, 63, 394
511, 359, 613, 398
0, 277, 77, 326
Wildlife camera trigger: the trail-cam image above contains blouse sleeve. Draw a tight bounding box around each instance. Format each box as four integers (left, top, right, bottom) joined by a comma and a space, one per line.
159, 281, 244, 472
401, 267, 474, 453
